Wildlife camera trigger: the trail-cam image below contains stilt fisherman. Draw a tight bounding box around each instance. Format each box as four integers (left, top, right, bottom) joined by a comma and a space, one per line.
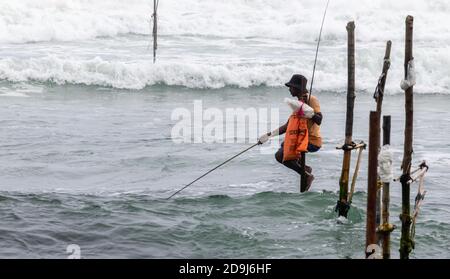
258, 74, 323, 191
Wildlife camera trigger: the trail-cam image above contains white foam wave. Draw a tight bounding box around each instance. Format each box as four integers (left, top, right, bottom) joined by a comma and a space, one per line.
0, 55, 299, 89
0, 53, 448, 93
0, 0, 150, 43
1, 0, 450, 92
1, 0, 450, 44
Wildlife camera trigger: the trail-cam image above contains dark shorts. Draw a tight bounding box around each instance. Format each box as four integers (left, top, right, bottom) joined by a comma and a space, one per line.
275, 141, 321, 164
307, 143, 321, 153
278, 141, 321, 153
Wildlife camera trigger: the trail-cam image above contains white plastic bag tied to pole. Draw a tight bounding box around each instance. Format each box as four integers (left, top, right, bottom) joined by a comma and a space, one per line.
400, 58, 416, 90
378, 145, 393, 183
284, 98, 315, 119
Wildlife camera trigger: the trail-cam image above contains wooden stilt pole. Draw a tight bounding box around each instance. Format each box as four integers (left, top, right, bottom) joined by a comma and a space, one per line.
336, 21, 355, 217
400, 15, 415, 260
374, 41, 392, 242
347, 145, 364, 204
366, 111, 379, 258
300, 152, 307, 192
380, 115, 394, 259
152, 0, 158, 63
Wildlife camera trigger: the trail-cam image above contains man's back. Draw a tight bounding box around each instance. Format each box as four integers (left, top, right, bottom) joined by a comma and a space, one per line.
307, 95, 322, 147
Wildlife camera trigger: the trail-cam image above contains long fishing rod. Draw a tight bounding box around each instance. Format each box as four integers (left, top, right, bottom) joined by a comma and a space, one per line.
167, 1, 330, 200
166, 143, 260, 200
308, 0, 331, 105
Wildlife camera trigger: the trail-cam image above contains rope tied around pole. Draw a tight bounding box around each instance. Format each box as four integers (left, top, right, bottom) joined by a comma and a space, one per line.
336, 141, 366, 151
377, 180, 383, 191
340, 142, 357, 151
373, 46, 391, 101
399, 173, 412, 185
373, 73, 386, 100
377, 223, 396, 234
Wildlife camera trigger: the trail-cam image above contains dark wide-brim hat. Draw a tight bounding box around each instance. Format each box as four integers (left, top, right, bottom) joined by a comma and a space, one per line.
285, 74, 308, 92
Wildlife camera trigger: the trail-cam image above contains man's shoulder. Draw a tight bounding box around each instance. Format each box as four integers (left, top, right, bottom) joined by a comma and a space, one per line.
309, 94, 320, 102
308, 95, 320, 106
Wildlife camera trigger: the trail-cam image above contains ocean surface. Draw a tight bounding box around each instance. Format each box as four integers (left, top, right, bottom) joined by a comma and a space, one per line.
0, 0, 449, 259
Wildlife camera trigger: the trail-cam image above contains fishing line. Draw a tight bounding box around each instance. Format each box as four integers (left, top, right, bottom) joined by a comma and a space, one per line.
167, 1, 331, 199
308, 0, 331, 105
166, 143, 260, 200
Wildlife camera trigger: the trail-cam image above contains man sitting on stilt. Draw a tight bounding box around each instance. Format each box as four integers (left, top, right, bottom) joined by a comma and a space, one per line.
259, 74, 323, 192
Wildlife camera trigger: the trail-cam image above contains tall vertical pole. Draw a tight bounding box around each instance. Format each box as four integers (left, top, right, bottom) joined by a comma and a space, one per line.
366, 111, 379, 258
400, 15, 414, 259
153, 0, 158, 63
381, 115, 393, 259
300, 153, 307, 192
337, 21, 355, 217
375, 41, 392, 241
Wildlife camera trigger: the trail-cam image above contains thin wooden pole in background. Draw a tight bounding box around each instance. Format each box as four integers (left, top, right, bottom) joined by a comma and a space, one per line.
366, 111, 379, 258
400, 15, 415, 260
381, 115, 394, 259
374, 40, 392, 242
337, 21, 355, 218
152, 0, 158, 63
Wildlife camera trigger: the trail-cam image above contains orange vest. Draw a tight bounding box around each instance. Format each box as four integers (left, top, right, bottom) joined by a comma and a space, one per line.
283, 113, 309, 162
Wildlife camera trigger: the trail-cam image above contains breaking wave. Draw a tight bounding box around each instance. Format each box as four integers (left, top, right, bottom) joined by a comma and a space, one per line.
0, 0, 449, 93
1, 52, 448, 93
1, 0, 450, 44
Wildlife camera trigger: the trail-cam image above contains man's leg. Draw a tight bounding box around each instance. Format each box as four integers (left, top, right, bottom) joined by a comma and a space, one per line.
284, 160, 303, 175
301, 144, 321, 192
275, 147, 284, 164
284, 155, 312, 192
305, 144, 321, 174
275, 143, 315, 192
275, 143, 303, 175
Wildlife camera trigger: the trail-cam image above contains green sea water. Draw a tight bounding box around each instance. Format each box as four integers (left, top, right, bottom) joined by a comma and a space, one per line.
0, 84, 448, 258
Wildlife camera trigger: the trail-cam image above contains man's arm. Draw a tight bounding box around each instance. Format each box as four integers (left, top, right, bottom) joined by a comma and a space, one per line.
258, 120, 288, 144
311, 112, 322, 126
263, 120, 289, 137
274, 120, 289, 136
309, 96, 322, 126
